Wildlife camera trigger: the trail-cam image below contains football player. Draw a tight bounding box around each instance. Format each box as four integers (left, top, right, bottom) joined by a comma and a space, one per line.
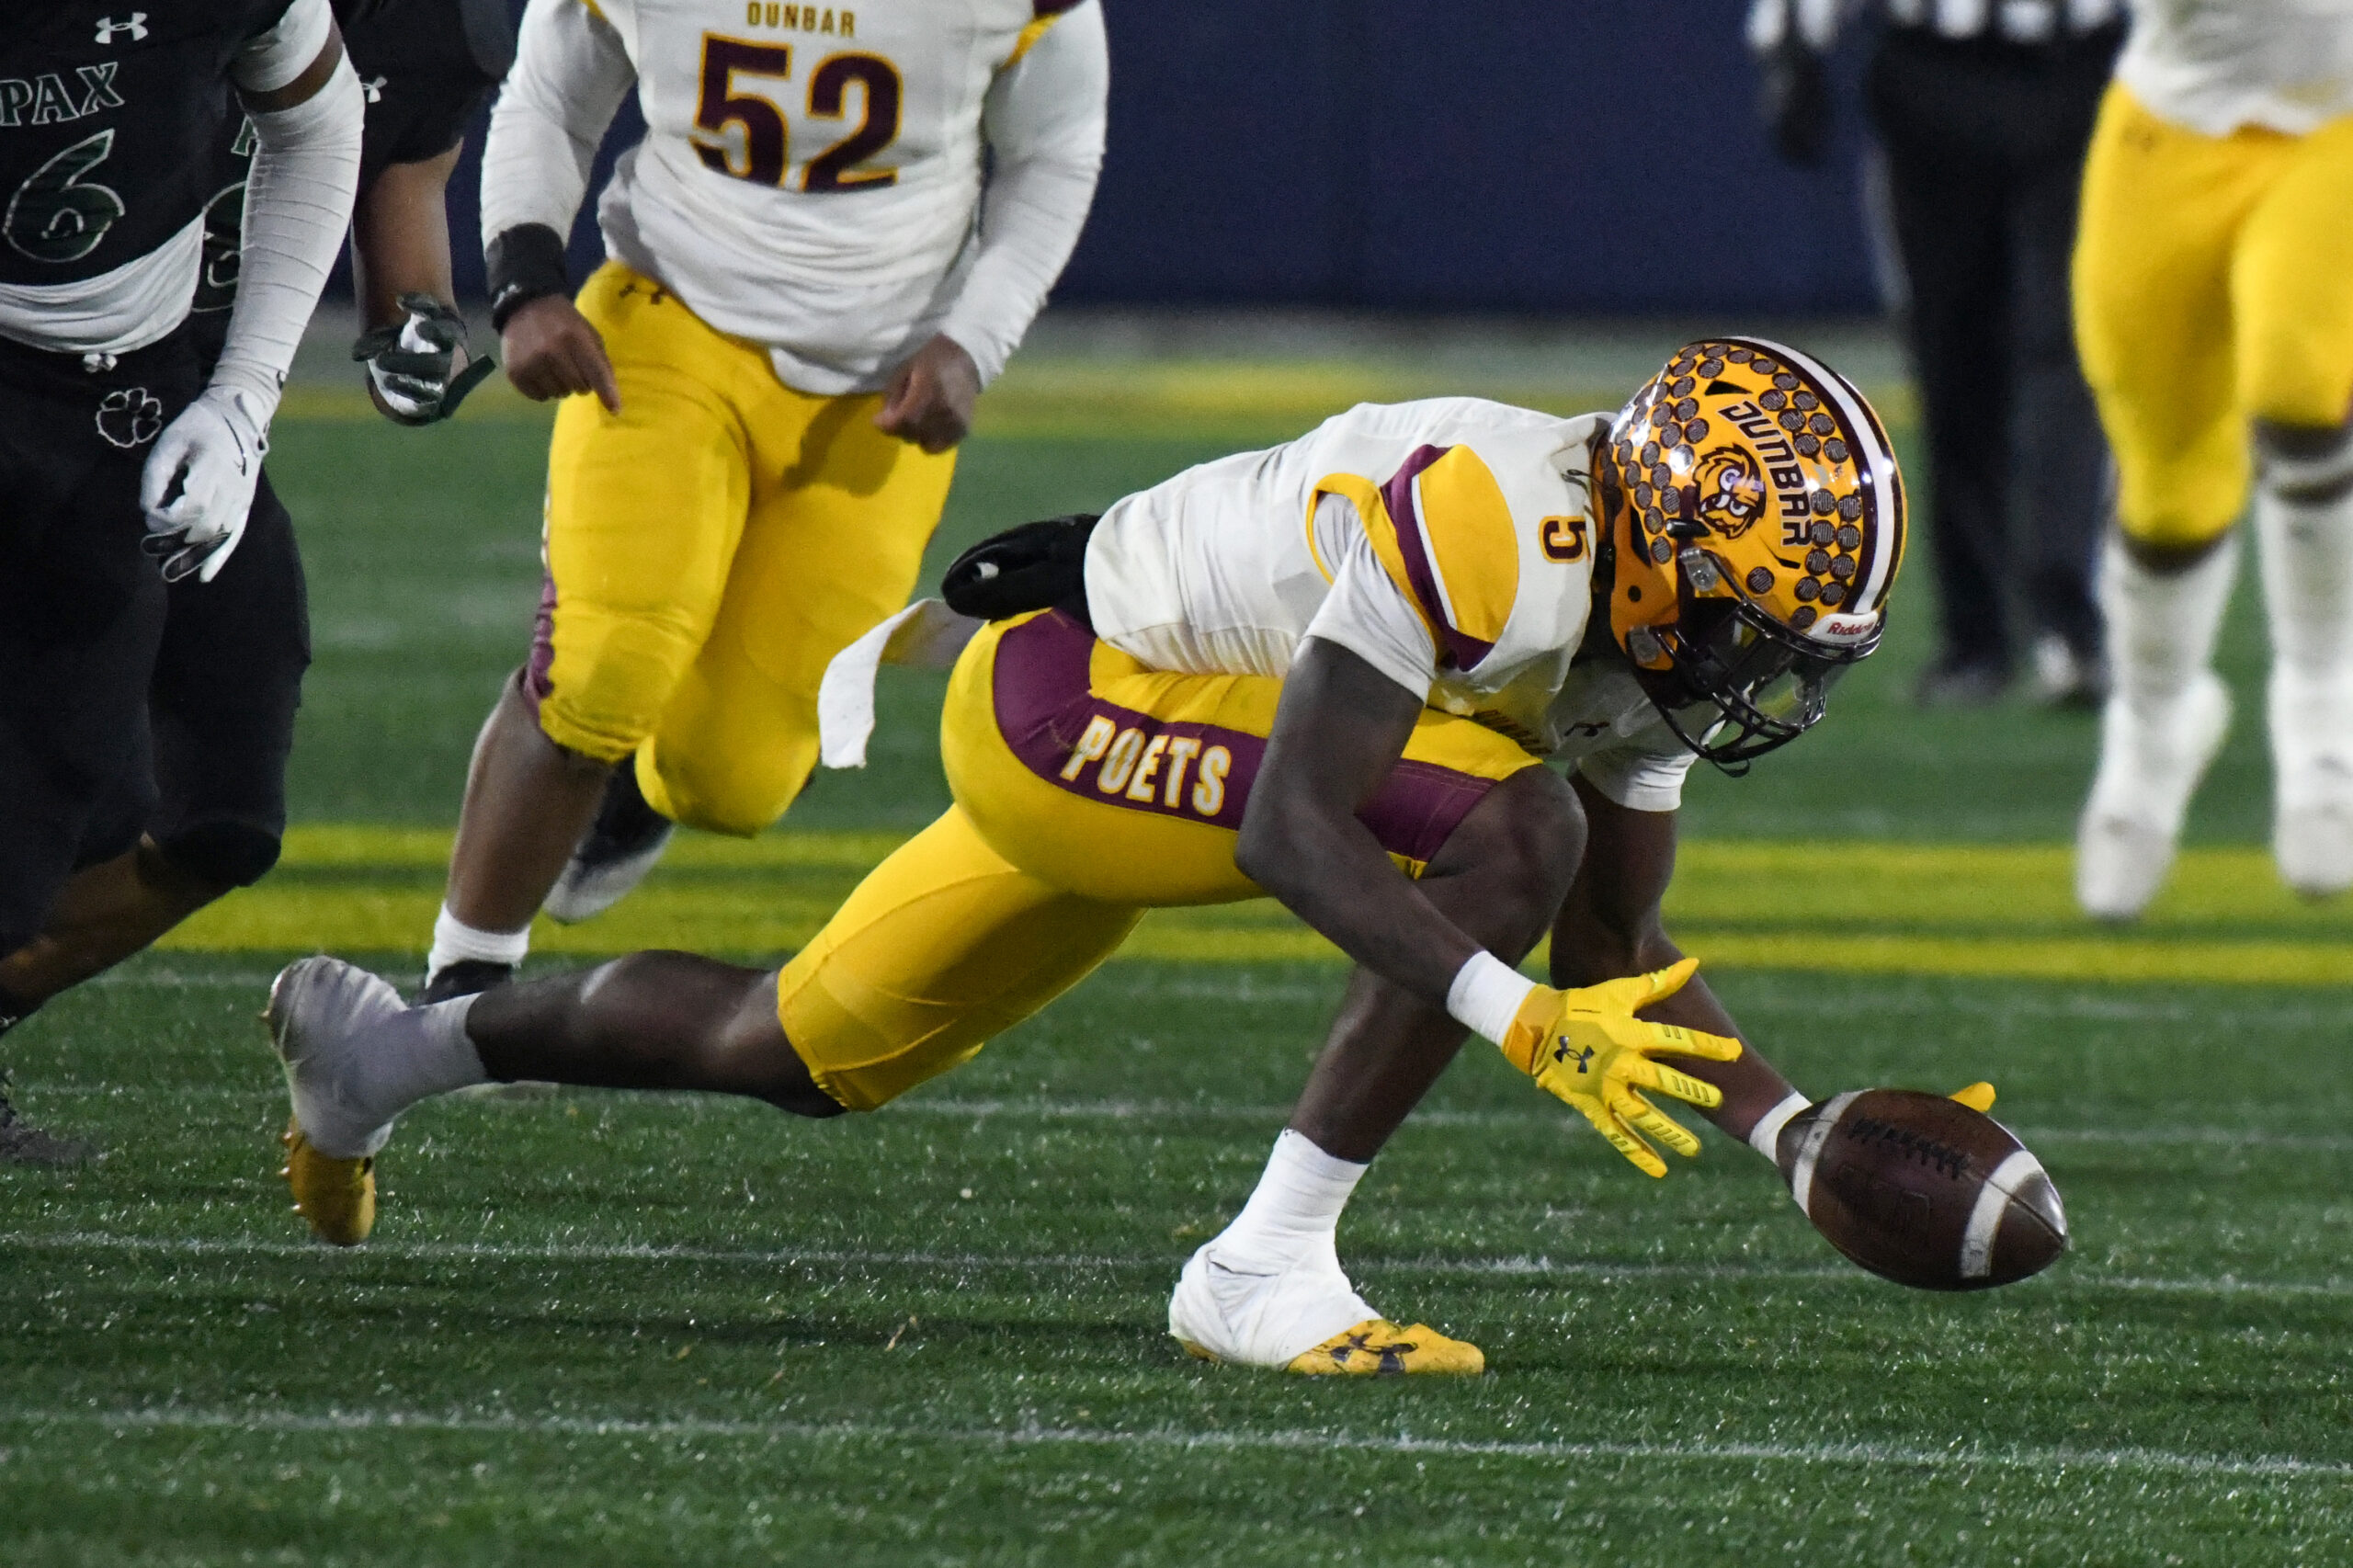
2073, 0, 2353, 917
267, 342, 1913, 1375
0, 0, 509, 1165
418, 0, 1109, 1002
0, 5, 363, 1162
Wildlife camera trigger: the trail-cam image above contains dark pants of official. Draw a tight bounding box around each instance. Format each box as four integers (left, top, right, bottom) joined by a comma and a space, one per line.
0, 330, 308, 959
1867, 24, 2121, 676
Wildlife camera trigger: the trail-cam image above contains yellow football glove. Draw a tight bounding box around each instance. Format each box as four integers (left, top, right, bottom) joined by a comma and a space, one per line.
1497, 956, 1743, 1178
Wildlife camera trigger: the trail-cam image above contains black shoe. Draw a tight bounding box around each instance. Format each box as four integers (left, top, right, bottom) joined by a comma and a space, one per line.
543, 765, 676, 924
0, 1069, 94, 1165
1914, 656, 2010, 710
419, 959, 514, 1006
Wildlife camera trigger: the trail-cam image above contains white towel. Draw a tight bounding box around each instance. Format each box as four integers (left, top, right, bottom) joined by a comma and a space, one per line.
816, 599, 985, 769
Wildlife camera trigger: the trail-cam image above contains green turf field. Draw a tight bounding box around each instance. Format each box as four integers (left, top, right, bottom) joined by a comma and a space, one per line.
4, 369, 2350, 1565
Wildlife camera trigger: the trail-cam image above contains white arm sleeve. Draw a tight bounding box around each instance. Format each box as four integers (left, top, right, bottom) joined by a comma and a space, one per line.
1302, 503, 1438, 701
213, 32, 364, 424
231, 0, 335, 94
480, 0, 637, 244
937, 2, 1109, 386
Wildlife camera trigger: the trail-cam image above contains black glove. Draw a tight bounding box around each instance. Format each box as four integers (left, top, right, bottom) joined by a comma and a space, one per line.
1757, 38, 1833, 166
352, 292, 499, 426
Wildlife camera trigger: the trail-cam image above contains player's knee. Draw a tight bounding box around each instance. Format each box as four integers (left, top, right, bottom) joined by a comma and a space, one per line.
155, 822, 278, 890
2242, 334, 2353, 439
1435, 767, 1586, 922
537, 626, 703, 765
642, 744, 814, 837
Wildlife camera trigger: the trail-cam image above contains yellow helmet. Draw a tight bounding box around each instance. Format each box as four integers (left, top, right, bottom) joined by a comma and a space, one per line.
1597, 336, 1907, 768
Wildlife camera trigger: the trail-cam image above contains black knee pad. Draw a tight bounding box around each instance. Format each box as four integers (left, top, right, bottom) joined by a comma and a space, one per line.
157, 821, 281, 889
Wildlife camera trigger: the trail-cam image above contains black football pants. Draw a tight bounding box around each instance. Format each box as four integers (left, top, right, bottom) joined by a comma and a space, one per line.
0, 329, 308, 958
1866, 24, 2121, 675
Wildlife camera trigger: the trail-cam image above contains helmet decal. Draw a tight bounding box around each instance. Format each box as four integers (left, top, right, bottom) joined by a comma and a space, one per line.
1691, 445, 1768, 540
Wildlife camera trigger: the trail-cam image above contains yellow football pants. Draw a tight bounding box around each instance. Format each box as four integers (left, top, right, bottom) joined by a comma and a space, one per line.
532, 263, 957, 835
2075, 86, 2353, 548
776, 609, 1540, 1110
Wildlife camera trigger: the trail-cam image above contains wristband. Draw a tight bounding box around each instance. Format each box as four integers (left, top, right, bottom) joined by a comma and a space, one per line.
1745, 1089, 1810, 1164
486, 223, 570, 332
1445, 951, 1538, 1046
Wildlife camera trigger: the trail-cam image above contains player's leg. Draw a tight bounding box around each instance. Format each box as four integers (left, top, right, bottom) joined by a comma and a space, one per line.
2234, 111, 2353, 894
0, 334, 197, 1162
1166, 762, 1582, 1376
270, 801, 1142, 1240
628, 385, 957, 837
0, 472, 311, 1006
1866, 29, 2016, 701
2072, 88, 2273, 919
2007, 60, 2115, 707
426, 267, 754, 996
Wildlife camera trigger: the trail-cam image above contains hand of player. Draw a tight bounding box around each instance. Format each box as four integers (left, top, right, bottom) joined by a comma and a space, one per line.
355, 293, 498, 426
501, 295, 620, 412
1498, 957, 1743, 1178
874, 334, 980, 453
139, 384, 268, 584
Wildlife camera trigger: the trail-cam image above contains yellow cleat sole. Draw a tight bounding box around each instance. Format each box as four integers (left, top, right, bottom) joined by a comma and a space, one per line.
279, 1119, 374, 1246
1179, 1320, 1485, 1376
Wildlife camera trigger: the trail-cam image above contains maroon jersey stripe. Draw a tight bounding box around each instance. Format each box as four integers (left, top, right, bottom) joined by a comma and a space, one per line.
1380, 445, 1497, 673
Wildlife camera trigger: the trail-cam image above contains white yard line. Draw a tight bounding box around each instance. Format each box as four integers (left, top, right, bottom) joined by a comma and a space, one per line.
5, 1231, 2347, 1300
24, 1083, 2353, 1153
0, 1404, 2343, 1483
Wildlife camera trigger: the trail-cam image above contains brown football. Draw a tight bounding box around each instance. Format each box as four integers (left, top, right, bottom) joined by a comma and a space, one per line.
1780, 1089, 2067, 1290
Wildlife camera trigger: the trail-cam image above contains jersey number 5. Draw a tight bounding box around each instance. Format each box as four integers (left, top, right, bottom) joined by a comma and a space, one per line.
692, 36, 903, 193
1540, 514, 1588, 562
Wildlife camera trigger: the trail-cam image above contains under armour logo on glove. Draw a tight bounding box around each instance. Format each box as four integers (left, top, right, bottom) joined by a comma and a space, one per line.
95, 387, 164, 449
95, 13, 148, 43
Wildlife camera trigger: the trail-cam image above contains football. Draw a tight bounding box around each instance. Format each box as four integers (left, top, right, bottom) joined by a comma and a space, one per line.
1780, 1089, 2068, 1290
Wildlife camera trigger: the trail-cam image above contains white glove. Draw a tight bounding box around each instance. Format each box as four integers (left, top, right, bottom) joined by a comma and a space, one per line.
355, 293, 496, 426
140, 385, 269, 584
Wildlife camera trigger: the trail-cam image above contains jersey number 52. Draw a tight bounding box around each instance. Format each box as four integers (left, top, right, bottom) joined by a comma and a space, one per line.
692, 36, 902, 192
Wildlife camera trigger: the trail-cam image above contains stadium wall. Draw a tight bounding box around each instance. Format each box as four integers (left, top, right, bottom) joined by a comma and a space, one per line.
426, 0, 1882, 315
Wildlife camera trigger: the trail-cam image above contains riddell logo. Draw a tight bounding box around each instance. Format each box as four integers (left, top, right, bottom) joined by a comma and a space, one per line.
95, 14, 147, 43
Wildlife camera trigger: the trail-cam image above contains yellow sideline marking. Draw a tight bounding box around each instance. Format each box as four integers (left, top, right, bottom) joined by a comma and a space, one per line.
159, 827, 2353, 984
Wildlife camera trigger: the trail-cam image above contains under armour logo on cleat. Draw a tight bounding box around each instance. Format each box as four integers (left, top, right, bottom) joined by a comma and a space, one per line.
361, 75, 386, 104
94, 13, 147, 43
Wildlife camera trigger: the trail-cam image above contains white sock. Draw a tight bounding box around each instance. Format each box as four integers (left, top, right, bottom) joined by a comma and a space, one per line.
426, 903, 530, 982
2102, 529, 2239, 722
1211, 1130, 1368, 1273
2256, 475, 2353, 783
350, 995, 490, 1127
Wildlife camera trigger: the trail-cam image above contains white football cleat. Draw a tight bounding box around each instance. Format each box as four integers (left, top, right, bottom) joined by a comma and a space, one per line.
1168, 1240, 1378, 1368
2270, 666, 2353, 899
1167, 1241, 1484, 1374
2076, 672, 2231, 922
267, 957, 404, 1162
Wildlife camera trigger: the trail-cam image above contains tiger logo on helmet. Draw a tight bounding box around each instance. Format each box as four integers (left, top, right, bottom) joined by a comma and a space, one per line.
1596, 337, 1908, 769
1691, 446, 1769, 540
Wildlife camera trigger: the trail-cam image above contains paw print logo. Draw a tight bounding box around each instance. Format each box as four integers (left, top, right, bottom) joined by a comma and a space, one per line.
95, 387, 164, 449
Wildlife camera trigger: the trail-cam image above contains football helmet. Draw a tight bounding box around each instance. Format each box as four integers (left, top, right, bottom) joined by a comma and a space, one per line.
1597, 338, 1906, 768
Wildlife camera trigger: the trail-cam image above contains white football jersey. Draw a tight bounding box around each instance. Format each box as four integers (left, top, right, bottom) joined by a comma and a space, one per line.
489, 0, 1105, 392
2118, 0, 2353, 135
1083, 399, 1701, 812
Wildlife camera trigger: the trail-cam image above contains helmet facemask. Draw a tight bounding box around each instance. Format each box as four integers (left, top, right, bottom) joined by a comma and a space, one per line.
1632, 568, 1877, 770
